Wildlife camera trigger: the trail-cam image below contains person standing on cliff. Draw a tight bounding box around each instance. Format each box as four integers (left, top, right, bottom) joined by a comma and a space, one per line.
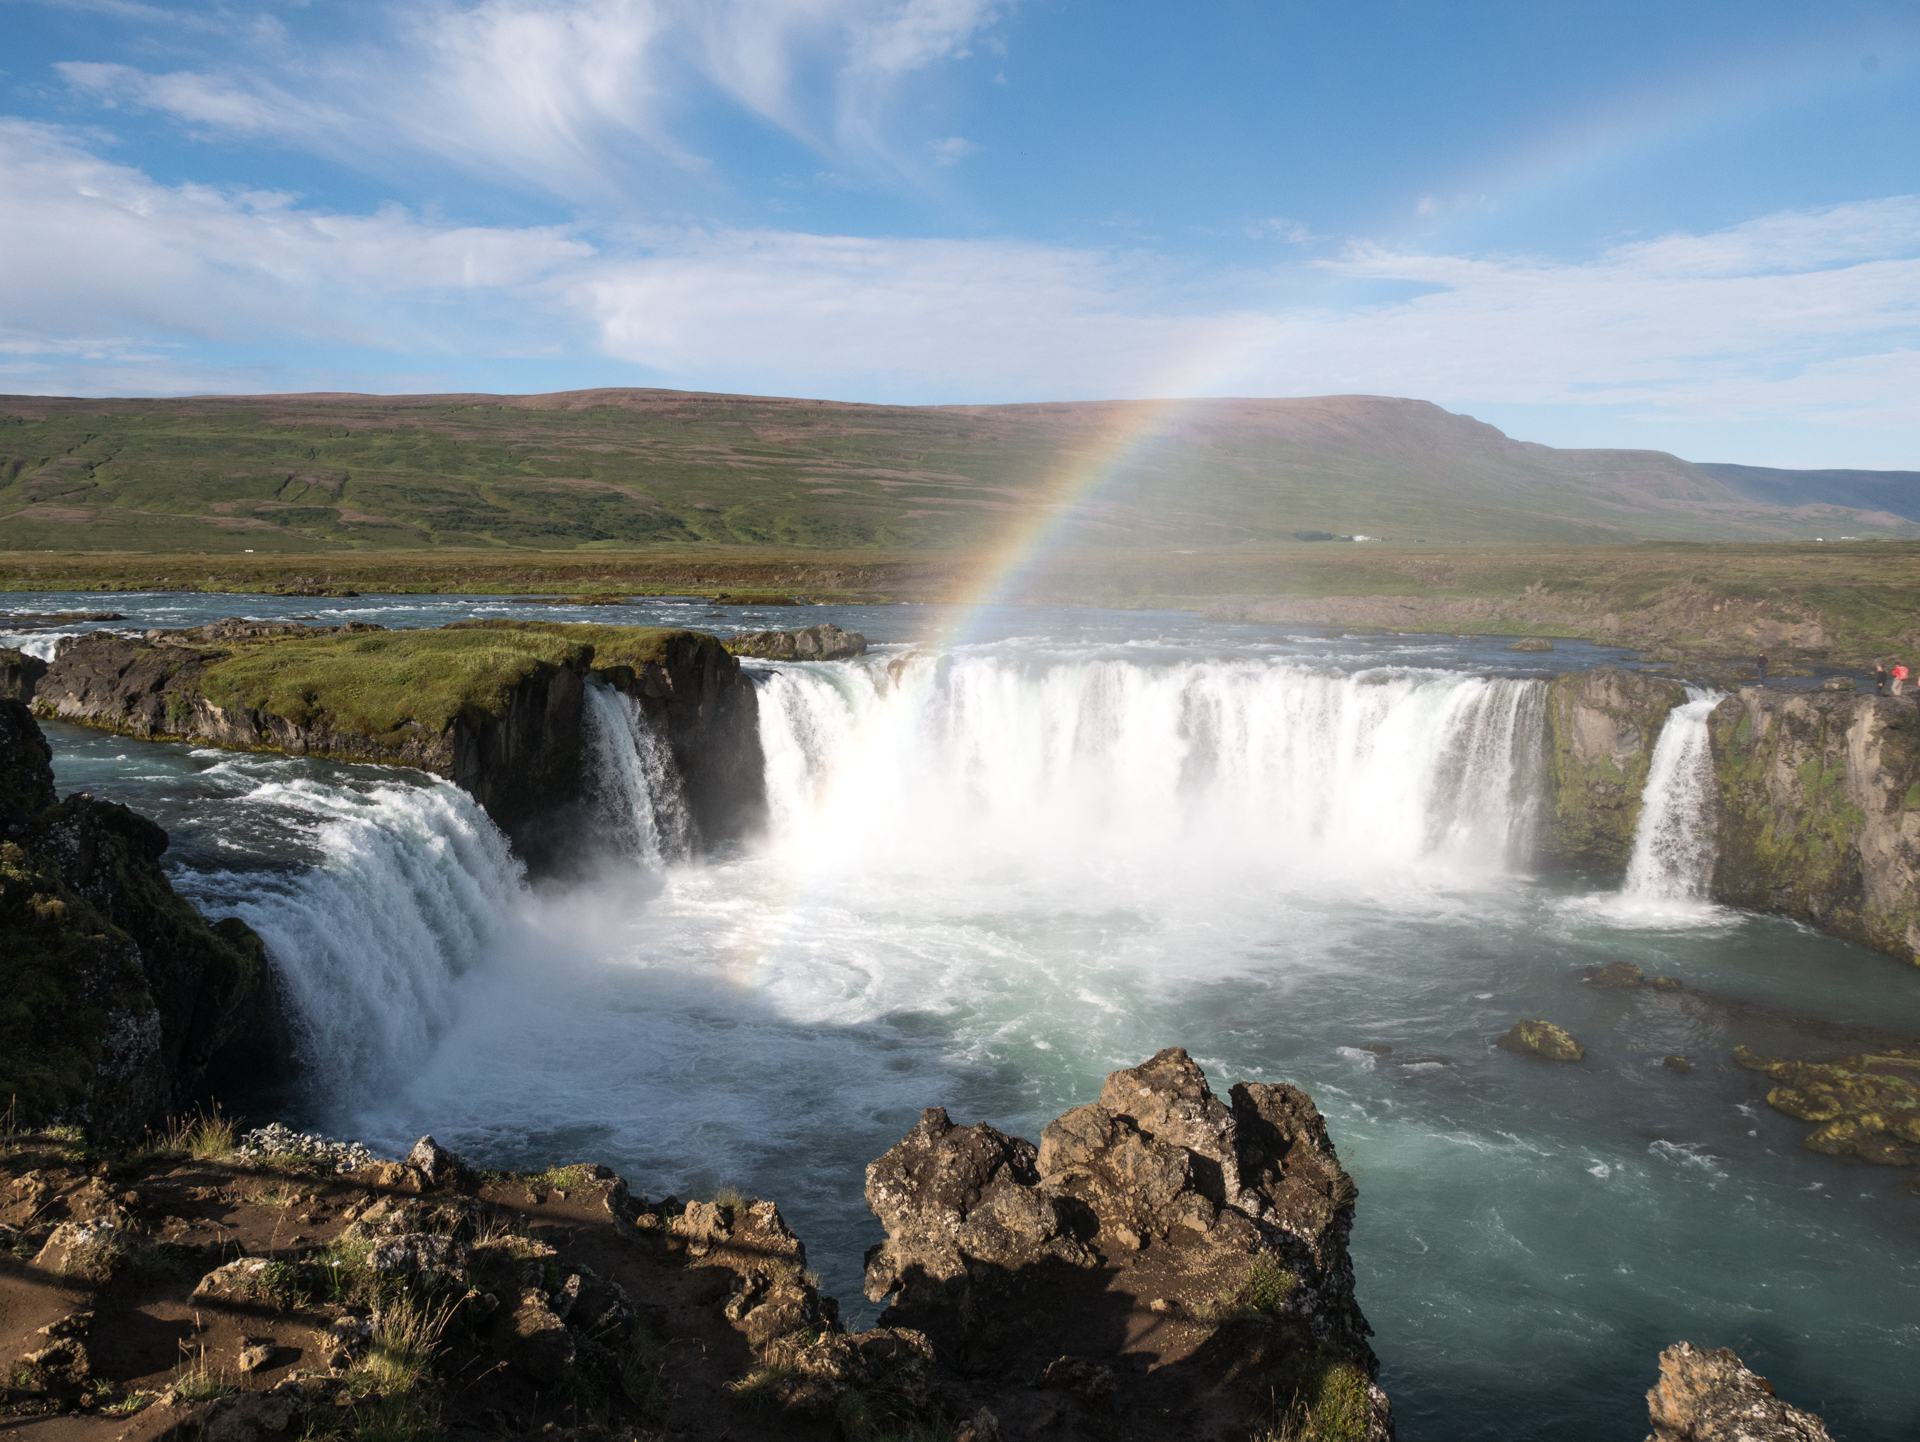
1876, 663, 1888, 695
1756, 653, 1768, 684
1896, 663, 1911, 696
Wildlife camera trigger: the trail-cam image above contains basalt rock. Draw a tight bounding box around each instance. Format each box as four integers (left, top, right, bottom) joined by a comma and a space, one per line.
1708, 686, 1920, 963
8, 622, 765, 869
726, 622, 868, 662
0, 699, 277, 1138
1543, 666, 1689, 870
862, 1047, 1390, 1439
1645, 1342, 1832, 1441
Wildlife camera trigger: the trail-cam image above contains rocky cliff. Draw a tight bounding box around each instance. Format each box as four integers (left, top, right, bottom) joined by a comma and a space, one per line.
1543, 666, 1689, 868
1, 619, 766, 868
0, 699, 278, 1138
1709, 686, 1920, 962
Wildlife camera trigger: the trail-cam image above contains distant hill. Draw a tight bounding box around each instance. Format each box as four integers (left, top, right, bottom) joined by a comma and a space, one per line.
2, 389, 1913, 552
1697, 463, 1920, 526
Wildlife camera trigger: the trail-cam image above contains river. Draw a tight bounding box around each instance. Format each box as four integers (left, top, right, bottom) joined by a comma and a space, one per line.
8, 594, 1919, 1440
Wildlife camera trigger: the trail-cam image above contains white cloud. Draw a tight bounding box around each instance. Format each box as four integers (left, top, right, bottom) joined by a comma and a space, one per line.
3, 122, 1917, 443
1245, 217, 1313, 244
929, 135, 977, 165
50, 0, 1004, 200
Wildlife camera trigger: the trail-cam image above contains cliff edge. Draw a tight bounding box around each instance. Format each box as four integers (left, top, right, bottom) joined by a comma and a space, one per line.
0, 700, 278, 1138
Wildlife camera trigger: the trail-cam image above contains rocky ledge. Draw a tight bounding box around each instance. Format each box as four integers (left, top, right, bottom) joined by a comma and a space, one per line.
1645, 1342, 1832, 1442
725, 622, 868, 661
0, 620, 765, 868
0, 1051, 1390, 1442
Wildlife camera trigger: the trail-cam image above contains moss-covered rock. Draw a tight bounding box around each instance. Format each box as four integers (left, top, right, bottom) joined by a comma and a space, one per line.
1543, 667, 1688, 871
1708, 688, 1920, 963
1734, 1044, 1920, 1166
1496, 1019, 1586, 1062
0, 699, 276, 1138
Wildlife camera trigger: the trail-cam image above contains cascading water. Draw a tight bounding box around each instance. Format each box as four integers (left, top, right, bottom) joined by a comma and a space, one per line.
1621, 689, 1723, 903
752, 656, 1547, 877
582, 681, 690, 866
173, 776, 525, 1106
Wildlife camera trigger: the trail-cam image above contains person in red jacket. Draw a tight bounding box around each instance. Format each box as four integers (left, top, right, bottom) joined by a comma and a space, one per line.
1895, 663, 1910, 696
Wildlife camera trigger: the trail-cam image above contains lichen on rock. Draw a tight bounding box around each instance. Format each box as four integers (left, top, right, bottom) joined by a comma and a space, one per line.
1734, 1044, 1920, 1166
1496, 1019, 1586, 1062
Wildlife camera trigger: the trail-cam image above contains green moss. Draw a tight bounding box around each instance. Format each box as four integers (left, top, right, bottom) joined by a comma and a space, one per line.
193, 628, 591, 740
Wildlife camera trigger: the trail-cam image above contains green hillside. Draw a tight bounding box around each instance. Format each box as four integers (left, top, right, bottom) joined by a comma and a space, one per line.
2, 389, 1911, 553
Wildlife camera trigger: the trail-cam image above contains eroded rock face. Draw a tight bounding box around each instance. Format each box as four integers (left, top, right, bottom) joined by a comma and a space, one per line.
1709, 687, 1920, 963
1543, 666, 1689, 870
1646, 1342, 1831, 1441
862, 1048, 1388, 1436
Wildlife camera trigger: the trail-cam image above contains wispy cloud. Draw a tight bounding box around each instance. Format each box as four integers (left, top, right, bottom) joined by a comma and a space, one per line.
929, 135, 977, 165
46, 0, 1005, 200
4, 122, 1917, 438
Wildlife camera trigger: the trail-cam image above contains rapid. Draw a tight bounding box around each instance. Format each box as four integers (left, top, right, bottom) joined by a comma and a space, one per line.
17, 596, 1920, 1441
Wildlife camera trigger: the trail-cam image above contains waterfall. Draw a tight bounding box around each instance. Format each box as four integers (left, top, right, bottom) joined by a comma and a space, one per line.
752, 657, 1548, 876
1622, 690, 1723, 902
582, 681, 690, 865
173, 777, 526, 1106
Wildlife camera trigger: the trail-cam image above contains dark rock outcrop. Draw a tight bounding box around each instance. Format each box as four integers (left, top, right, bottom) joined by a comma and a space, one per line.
0, 699, 277, 1138
862, 1047, 1391, 1440
1708, 686, 1920, 962
1543, 666, 1688, 869
1645, 1342, 1832, 1441
726, 622, 867, 661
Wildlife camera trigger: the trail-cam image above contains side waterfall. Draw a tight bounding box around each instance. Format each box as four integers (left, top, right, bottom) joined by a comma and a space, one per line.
752, 657, 1548, 874
583, 681, 690, 865
1622, 690, 1723, 901
176, 778, 526, 1105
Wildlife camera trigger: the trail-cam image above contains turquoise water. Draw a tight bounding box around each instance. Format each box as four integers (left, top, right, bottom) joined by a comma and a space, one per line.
23, 594, 1920, 1440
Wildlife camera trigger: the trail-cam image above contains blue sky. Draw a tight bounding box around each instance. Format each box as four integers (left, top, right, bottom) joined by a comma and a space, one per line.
3, 0, 1918, 466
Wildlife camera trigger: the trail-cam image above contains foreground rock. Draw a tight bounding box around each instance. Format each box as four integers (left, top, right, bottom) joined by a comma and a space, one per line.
1, 1065, 1393, 1442
726, 622, 867, 661
1734, 1043, 1920, 1166
1646, 1342, 1832, 1441
0, 700, 277, 1138
862, 1047, 1392, 1440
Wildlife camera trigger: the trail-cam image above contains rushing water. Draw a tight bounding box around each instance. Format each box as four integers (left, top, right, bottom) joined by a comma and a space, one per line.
18, 595, 1920, 1442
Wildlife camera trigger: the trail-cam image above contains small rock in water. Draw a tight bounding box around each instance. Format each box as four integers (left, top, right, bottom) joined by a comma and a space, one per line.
1496, 1019, 1586, 1062
1662, 1054, 1693, 1074
1821, 676, 1856, 691
1507, 637, 1555, 651
1650, 975, 1684, 991
1591, 961, 1645, 987
1360, 1043, 1392, 1056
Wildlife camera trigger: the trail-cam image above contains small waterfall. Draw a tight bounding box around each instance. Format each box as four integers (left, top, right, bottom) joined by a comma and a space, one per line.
1622, 690, 1723, 901
175, 777, 526, 1106
752, 656, 1548, 875
582, 681, 689, 865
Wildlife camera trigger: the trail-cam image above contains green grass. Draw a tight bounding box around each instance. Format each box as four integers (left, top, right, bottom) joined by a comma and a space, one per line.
2, 391, 1910, 558
193, 627, 591, 738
